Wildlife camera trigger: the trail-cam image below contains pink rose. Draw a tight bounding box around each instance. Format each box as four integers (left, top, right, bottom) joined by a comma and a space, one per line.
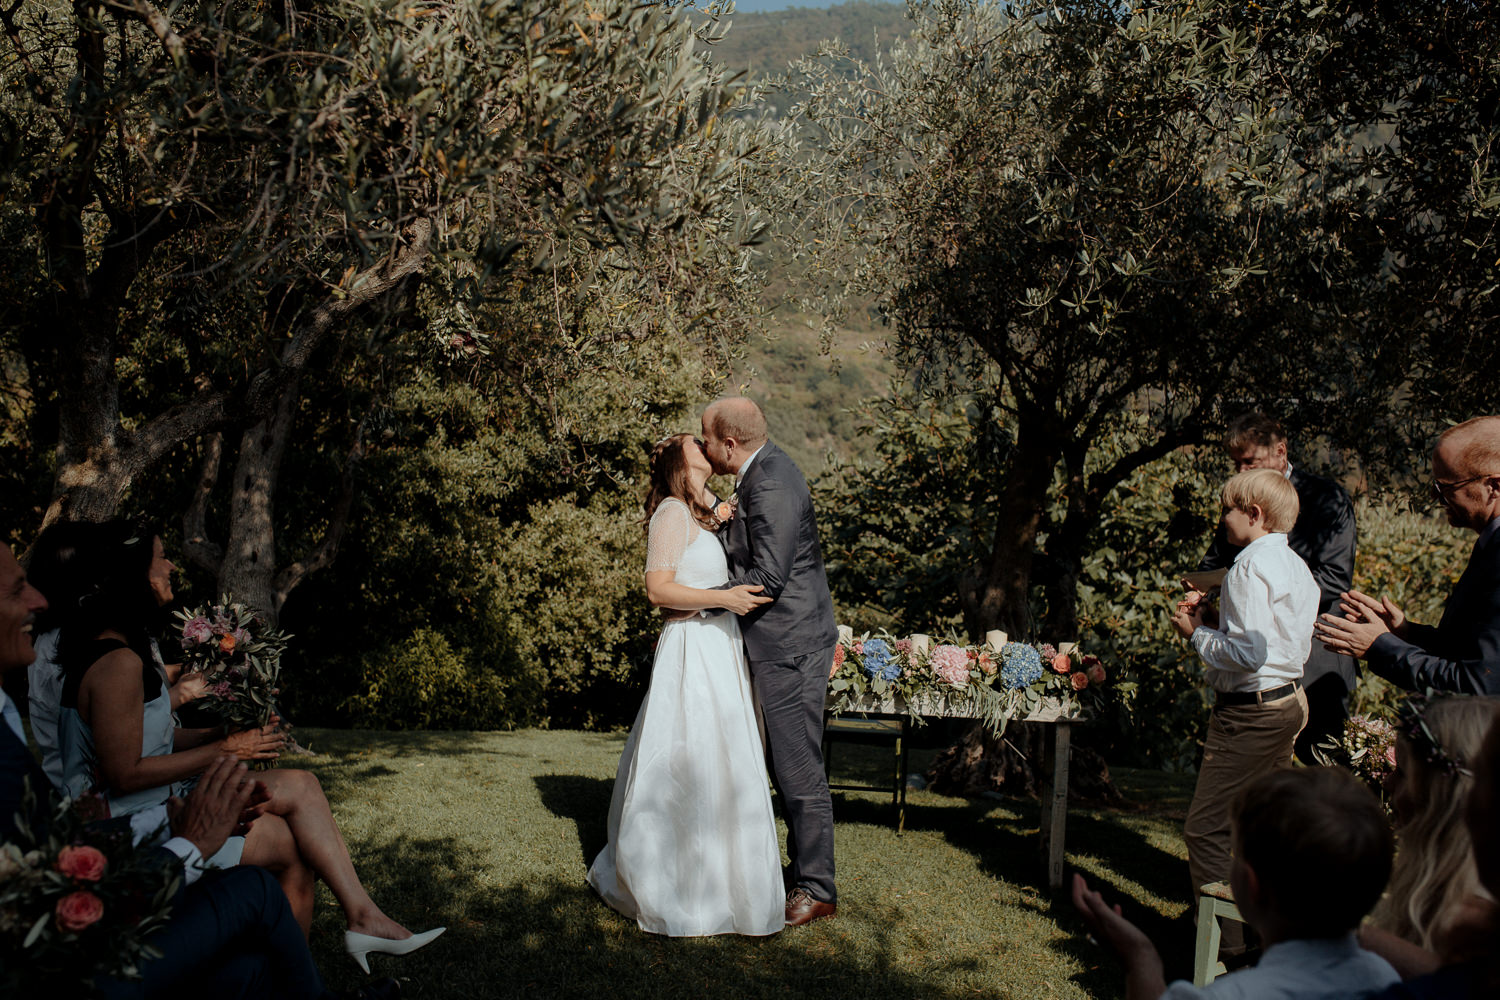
1051, 653, 1072, 675
181, 616, 214, 645
55, 890, 104, 932
1087, 664, 1106, 686
1071, 671, 1088, 691
55, 845, 107, 882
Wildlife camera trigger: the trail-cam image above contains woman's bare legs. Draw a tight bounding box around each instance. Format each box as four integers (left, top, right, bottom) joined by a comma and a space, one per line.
240, 812, 316, 936
254, 768, 414, 940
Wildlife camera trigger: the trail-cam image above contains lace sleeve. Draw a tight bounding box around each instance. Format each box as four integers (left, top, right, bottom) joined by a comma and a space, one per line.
645, 499, 697, 574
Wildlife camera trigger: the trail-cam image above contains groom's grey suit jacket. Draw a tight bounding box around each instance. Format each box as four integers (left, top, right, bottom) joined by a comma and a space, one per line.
721, 442, 838, 662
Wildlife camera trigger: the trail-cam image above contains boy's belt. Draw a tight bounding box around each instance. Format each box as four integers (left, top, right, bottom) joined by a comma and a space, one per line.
1214, 681, 1301, 707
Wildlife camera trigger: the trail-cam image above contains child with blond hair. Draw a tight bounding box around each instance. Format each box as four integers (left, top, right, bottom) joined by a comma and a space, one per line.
1172, 468, 1320, 955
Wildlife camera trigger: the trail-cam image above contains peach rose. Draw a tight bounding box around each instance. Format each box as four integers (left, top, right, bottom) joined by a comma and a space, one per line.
975, 652, 996, 675
55, 845, 107, 882
218, 633, 237, 654
55, 890, 104, 932
1071, 671, 1088, 691
1087, 664, 1106, 686
1051, 653, 1072, 675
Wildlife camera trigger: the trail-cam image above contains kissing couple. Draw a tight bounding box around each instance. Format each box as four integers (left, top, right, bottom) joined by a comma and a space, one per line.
586, 397, 840, 935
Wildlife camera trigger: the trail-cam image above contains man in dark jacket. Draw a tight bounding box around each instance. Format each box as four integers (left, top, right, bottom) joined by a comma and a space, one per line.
1200, 413, 1358, 763
1316, 416, 1500, 695
703, 397, 840, 927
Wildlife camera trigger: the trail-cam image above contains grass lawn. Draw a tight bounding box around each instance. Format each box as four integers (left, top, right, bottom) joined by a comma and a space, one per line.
295, 727, 1197, 999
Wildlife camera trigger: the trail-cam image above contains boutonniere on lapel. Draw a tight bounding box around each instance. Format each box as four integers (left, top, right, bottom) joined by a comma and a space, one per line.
712, 491, 739, 529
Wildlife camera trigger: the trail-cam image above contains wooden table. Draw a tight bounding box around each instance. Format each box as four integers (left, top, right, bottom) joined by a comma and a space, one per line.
825, 692, 1078, 889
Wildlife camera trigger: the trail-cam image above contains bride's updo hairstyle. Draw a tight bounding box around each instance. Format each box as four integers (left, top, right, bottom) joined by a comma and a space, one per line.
643, 434, 717, 530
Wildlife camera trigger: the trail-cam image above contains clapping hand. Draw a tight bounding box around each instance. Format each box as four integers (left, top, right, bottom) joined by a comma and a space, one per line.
167, 755, 256, 859
1071, 874, 1166, 1000
1314, 589, 1403, 658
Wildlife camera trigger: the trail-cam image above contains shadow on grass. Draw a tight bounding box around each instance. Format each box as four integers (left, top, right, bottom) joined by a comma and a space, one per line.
534, 774, 613, 863
313, 830, 1029, 1000
830, 787, 1196, 989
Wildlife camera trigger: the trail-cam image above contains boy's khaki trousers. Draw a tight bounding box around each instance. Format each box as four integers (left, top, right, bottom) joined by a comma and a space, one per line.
1184, 688, 1309, 953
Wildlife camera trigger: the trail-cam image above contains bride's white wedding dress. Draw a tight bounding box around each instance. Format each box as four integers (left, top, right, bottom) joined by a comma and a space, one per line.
586, 498, 784, 936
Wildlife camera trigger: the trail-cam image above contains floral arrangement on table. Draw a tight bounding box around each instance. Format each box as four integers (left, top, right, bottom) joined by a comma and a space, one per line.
1, 782, 178, 996
174, 596, 291, 730
1313, 713, 1398, 801
827, 628, 1108, 737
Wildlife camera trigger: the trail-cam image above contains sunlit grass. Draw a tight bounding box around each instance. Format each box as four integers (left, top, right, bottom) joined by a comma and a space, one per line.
295, 727, 1194, 1000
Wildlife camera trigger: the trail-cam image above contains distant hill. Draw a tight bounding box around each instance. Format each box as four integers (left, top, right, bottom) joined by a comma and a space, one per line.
692, 2, 909, 473
701, 1, 910, 80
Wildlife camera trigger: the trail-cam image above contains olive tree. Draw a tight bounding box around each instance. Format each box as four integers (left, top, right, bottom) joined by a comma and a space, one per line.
783, 0, 1487, 639
0, 0, 774, 615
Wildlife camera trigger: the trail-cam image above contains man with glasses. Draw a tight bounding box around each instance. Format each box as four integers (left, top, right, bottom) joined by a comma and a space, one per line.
1198, 412, 1358, 763
1315, 416, 1500, 695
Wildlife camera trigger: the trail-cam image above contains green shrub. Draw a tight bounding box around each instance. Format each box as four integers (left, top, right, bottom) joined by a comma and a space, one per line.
342, 628, 528, 731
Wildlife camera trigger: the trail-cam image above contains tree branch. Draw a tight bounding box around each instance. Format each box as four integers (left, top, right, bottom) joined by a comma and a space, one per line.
103, 0, 186, 64
181, 431, 225, 574
271, 423, 366, 613
244, 216, 435, 417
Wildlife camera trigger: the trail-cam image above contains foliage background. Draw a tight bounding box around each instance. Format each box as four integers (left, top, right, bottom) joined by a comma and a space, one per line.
1, 2, 1488, 767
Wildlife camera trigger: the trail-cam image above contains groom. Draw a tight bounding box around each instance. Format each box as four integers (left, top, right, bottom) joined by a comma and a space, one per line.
701, 397, 839, 927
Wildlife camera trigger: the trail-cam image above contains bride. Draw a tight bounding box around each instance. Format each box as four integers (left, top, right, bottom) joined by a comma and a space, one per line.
587, 433, 785, 936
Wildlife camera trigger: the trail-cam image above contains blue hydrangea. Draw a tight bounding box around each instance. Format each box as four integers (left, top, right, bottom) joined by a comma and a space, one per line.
860, 638, 901, 681
999, 642, 1043, 690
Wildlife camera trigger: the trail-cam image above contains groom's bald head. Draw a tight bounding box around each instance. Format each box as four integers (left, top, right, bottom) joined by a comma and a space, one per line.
704, 397, 768, 448
701, 397, 768, 476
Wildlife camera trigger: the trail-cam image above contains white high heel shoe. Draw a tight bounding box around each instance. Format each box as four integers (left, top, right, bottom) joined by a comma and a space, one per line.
344, 926, 446, 974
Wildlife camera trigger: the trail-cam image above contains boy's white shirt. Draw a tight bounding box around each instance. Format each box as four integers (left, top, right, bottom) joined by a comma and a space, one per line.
1192, 532, 1319, 693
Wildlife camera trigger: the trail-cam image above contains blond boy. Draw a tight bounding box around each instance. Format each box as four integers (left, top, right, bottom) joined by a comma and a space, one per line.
1172, 468, 1320, 951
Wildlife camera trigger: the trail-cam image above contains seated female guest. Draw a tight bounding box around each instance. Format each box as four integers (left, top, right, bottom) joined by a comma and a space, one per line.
1360, 696, 1500, 978
49, 520, 442, 970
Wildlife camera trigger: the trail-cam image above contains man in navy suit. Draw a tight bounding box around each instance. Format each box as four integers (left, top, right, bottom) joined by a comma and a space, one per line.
0, 539, 395, 999
1199, 413, 1359, 763
1316, 416, 1500, 694
702, 397, 840, 927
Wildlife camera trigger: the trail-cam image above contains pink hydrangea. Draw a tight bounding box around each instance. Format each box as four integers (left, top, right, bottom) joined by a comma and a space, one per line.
930, 644, 970, 688
1038, 643, 1058, 660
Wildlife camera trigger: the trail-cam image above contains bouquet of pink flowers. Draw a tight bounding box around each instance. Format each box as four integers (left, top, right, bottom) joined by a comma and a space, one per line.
1, 782, 178, 996
173, 596, 290, 730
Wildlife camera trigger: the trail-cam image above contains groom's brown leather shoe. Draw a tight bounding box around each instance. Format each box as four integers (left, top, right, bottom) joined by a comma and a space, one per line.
785, 888, 836, 927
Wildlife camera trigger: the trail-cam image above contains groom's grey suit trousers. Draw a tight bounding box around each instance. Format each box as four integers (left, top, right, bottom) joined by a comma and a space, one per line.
720, 442, 839, 905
